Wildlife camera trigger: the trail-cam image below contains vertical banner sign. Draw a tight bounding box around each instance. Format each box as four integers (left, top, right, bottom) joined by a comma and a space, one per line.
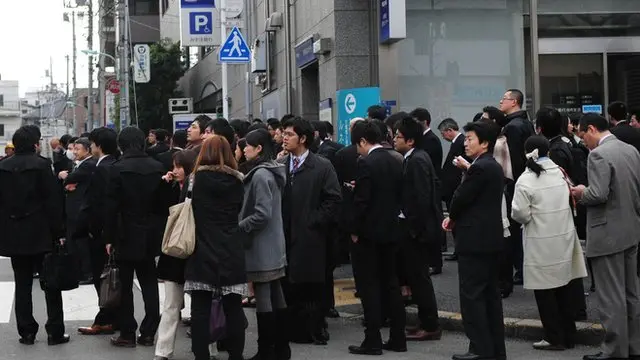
336, 87, 381, 146
133, 44, 150, 83
180, 0, 216, 47
380, 0, 406, 44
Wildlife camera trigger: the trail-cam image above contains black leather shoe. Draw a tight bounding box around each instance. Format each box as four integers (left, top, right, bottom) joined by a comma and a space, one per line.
326, 308, 340, 318
583, 352, 628, 360
430, 267, 443, 276
382, 340, 407, 352
348, 345, 383, 355
452, 353, 495, 360
19, 334, 36, 345
47, 334, 70, 346
137, 335, 154, 346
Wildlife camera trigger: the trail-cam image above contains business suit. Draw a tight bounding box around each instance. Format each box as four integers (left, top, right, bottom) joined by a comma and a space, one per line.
399, 148, 441, 335
579, 135, 640, 359
65, 157, 98, 281
350, 146, 406, 351
449, 152, 506, 359
441, 133, 466, 205
419, 129, 445, 264
611, 121, 640, 155
78, 154, 119, 332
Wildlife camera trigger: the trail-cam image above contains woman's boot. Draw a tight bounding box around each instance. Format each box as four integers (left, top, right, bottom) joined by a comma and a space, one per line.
249, 312, 276, 360
274, 309, 292, 360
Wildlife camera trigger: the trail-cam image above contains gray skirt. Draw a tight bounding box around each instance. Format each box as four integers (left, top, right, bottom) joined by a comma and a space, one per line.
247, 267, 286, 283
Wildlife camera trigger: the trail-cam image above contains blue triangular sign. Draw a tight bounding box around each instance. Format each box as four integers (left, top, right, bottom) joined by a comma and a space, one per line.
219, 27, 251, 63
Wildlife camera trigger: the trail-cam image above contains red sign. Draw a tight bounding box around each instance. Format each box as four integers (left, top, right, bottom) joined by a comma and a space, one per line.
107, 79, 120, 94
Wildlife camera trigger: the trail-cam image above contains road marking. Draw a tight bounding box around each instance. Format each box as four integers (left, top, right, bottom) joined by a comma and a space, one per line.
62, 284, 100, 321
0, 282, 15, 323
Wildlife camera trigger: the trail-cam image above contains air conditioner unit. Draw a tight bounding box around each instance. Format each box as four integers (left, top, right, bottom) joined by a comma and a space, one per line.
265, 12, 283, 31
168, 98, 193, 114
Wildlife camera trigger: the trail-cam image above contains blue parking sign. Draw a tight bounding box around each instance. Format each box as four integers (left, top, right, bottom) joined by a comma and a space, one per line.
189, 12, 212, 34
336, 87, 381, 145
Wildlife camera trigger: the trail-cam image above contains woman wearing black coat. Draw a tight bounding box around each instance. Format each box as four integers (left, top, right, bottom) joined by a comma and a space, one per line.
155, 149, 197, 360
184, 135, 247, 360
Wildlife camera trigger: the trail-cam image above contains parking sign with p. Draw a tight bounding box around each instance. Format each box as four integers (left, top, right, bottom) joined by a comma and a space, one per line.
189, 12, 212, 34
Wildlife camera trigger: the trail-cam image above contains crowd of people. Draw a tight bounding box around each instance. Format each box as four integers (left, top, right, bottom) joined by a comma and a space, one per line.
0, 87, 639, 360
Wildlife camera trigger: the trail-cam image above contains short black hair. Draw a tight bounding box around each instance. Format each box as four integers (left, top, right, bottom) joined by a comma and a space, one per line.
507, 88, 524, 107
462, 121, 500, 153
23, 125, 41, 146
579, 113, 610, 132
281, 116, 315, 148
229, 119, 250, 139
60, 134, 72, 148
248, 122, 269, 133
385, 111, 410, 131
74, 137, 91, 151
206, 118, 235, 147
472, 112, 483, 122
312, 121, 328, 140
155, 129, 169, 143
13, 127, 36, 154
88, 127, 118, 155
607, 101, 627, 122
394, 114, 423, 147
437, 118, 459, 131
351, 120, 383, 146
371, 119, 390, 143
172, 130, 188, 149
266, 118, 281, 130
535, 107, 563, 138
253, 118, 263, 123
410, 107, 432, 126
482, 106, 505, 125
118, 126, 146, 153
68, 136, 79, 146
324, 121, 334, 136
280, 114, 295, 123
192, 114, 212, 133
245, 128, 275, 161
367, 105, 386, 121
80, 132, 90, 138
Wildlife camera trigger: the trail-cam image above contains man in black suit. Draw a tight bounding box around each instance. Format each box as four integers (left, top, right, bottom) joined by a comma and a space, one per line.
156, 130, 188, 172
608, 101, 640, 154
77, 127, 120, 336
411, 107, 444, 274
348, 121, 406, 355
393, 115, 442, 342
443, 121, 506, 360
59, 137, 97, 285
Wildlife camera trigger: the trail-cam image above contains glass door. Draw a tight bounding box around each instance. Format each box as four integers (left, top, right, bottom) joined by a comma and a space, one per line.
539, 54, 605, 116
607, 54, 640, 112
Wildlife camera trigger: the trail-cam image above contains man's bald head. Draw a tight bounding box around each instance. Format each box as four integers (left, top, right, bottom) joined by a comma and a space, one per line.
50, 138, 60, 149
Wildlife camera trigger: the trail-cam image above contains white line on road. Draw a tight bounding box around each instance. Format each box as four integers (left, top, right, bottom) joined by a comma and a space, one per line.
62, 285, 100, 322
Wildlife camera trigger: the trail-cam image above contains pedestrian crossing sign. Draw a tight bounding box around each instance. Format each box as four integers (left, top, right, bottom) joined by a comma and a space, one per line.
219, 26, 251, 63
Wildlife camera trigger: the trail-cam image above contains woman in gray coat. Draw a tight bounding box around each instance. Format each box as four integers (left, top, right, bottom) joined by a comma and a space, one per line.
239, 129, 290, 360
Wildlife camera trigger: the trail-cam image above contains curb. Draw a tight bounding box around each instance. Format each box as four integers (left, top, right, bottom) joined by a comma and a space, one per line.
337, 307, 604, 346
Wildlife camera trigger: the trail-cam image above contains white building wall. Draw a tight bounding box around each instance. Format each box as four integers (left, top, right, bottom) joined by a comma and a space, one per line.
0, 80, 22, 152
160, 0, 180, 42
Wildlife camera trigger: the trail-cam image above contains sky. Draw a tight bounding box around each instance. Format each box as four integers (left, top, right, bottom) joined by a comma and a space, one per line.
0, 0, 95, 96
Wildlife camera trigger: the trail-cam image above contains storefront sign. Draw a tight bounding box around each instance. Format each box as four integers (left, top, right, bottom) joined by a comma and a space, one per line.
295, 37, 317, 68
380, 0, 406, 44
319, 98, 333, 124
582, 104, 603, 114
336, 87, 381, 145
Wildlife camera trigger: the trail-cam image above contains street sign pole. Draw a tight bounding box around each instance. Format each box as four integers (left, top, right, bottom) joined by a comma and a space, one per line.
220, 0, 229, 120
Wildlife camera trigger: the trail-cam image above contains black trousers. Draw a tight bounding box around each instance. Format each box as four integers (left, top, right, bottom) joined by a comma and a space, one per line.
191, 292, 245, 360
534, 283, 577, 347
11, 254, 65, 338
351, 240, 406, 347
281, 280, 325, 342
458, 254, 506, 358
398, 220, 440, 331
66, 219, 92, 280
116, 257, 160, 339
89, 237, 117, 326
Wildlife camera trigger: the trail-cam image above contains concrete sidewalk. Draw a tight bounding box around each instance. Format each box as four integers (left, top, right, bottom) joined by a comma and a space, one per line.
333, 261, 604, 345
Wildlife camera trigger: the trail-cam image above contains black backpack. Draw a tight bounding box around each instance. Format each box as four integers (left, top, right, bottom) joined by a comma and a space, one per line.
567, 137, 589, 186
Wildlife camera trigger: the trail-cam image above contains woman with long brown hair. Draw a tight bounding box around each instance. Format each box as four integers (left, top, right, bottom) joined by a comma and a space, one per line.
184, 135, 248, 360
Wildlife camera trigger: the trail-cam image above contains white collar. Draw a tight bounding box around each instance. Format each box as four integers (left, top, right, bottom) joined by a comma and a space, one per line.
423, 128, 431, 135
403, 147, 415, 159
368, 144, 383, 155
598, 133, 614, 145
453, 132, 462, 143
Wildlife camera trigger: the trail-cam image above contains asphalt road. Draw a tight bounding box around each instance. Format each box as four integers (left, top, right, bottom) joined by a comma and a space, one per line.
0, 256, 600, 360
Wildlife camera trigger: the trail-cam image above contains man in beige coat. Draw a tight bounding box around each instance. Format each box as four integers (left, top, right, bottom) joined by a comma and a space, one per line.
571, 113, 640, 360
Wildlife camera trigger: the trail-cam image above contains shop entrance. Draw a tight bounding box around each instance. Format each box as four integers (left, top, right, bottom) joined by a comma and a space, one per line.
538, 37, 640, 115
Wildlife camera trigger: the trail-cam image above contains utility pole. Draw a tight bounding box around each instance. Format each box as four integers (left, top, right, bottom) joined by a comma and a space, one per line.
118, 0, 130, 129
87, 0, 94, 130
221, 0, 229, 119
72, 10, 78, 134
65, 55, 70, 97
49, 56, 54, 89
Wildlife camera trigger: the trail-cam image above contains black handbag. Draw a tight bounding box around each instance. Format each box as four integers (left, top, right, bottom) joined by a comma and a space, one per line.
40, 242, 79, 291
99, 252, 121, 309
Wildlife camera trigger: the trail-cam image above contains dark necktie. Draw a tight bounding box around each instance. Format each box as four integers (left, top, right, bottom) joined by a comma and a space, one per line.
292, 157, 300, 173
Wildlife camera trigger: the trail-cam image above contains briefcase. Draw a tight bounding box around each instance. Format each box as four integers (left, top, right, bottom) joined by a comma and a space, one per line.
99, 253, 121, 309
40, 242, 79, 292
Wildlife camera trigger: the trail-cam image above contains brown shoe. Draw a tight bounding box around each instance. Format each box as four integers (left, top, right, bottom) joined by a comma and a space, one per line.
110, 336, 136, 348
77, 324, 115, 335
406, 328, 442, 341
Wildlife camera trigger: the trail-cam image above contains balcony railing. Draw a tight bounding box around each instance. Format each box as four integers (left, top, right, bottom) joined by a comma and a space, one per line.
0, 101, 21, 112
